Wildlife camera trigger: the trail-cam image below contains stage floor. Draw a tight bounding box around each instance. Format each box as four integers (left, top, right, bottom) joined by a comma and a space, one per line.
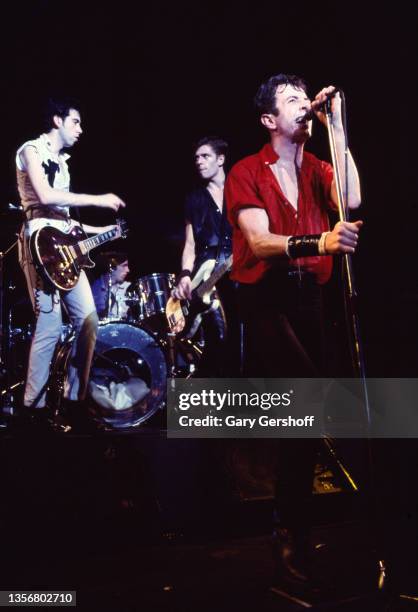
0, 430, 417, 610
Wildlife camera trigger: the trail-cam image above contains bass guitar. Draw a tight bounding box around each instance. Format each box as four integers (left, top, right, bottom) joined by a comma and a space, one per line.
166, 254, 233, 338
30, 219, 128, 291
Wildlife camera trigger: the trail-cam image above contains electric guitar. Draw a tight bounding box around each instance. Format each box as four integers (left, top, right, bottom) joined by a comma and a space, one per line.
166, 254, 233, 338
30, 219, 128, 291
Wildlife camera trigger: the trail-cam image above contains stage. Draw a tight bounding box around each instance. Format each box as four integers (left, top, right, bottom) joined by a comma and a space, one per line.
1, 427, 417, 609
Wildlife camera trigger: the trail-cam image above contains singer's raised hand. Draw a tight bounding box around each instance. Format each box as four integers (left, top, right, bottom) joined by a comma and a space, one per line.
312, 86, 343, 128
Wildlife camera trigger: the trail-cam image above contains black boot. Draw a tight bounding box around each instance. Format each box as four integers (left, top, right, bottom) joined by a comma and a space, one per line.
61, 398, 98, 434
12, 405, 53, 433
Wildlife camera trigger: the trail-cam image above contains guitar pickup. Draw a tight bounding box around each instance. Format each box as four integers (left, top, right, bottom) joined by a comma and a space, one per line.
57, 244, 74, 269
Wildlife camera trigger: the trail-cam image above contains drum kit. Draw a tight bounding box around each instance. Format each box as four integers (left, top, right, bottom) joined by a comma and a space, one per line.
1, 269, 204, 431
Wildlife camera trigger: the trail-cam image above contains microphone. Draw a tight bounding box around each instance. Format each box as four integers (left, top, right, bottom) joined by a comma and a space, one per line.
299, 88, 340, 122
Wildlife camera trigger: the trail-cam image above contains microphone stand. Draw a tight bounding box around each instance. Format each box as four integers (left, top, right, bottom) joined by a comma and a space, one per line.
324, 98, 390, 599
324, 99, 369, 413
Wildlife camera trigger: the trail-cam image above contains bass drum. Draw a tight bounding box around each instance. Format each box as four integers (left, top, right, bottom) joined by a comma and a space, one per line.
52, 322, 167, 430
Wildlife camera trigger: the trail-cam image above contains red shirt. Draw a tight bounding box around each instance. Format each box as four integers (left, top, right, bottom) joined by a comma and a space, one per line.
225, 143, 336, 284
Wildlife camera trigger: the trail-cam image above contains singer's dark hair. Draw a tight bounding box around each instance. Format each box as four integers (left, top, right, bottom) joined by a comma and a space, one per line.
42, 96, 81, 132
194, 136, 228, 158
254, 73, 307, 116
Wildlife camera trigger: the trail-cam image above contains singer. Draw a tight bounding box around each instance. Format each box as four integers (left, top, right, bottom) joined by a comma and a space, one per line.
225, 73, 362, 593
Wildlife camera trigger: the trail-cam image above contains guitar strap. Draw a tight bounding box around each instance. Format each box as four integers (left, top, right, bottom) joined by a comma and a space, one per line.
72, 206, 88, 238
24, 204, 70, 222
214, 195, 228, 267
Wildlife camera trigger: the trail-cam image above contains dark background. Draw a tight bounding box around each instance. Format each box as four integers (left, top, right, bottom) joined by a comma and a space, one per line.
0, 1, 417, 375
0, 5, 418, 599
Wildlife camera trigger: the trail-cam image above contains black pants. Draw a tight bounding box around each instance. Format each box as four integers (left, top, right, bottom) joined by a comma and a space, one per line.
239, 269, 322, 377
197, 276, 241, 377
238, 269, 323, 530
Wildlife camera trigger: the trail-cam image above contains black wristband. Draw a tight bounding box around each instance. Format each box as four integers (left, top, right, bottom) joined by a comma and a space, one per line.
287, 234, 321, 259
177, 269, 192, 283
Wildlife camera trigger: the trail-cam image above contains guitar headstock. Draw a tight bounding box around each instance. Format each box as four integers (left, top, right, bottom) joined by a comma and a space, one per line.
116, 218, 128, 239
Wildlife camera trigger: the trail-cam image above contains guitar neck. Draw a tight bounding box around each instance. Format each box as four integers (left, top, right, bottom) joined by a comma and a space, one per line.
79, 227, 119, 255
196, 255, 233, 298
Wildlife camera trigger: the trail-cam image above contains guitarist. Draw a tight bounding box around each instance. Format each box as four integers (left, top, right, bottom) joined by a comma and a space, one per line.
172, 137, 239, 376
16, 96, 125, 428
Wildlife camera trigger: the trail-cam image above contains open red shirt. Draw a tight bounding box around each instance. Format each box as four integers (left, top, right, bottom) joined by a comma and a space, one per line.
225, 143, 336, 285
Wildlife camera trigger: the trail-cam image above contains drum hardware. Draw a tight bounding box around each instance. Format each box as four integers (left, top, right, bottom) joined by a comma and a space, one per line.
0, 205, 24, 368
129, 273, 176, 333
0, 239, 20, 416
1, 381, 25, 417
10, 327, 25, 338
0, 258, 205, 429
166, 332, 177, 377
159, 334, 203, 379
106, 264, 112, 320
94, 350, 140, 381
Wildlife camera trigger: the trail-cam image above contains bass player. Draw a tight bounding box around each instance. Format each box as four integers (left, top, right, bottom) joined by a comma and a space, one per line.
172, 136, 239, 376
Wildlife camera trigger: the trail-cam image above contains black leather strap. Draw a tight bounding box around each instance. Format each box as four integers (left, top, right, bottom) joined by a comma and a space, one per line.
287, 234, 321, 259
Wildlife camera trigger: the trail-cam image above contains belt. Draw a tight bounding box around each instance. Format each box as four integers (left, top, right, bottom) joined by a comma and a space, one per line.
276, 270, 317, 291
238, 268, 318, 294
286, 268, 315, 280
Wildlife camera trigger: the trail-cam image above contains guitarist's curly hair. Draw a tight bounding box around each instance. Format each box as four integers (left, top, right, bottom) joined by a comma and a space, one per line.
43, 96, 81, 132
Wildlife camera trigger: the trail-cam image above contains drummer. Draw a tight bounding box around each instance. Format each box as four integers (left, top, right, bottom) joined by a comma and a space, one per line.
91, 252, 131, 320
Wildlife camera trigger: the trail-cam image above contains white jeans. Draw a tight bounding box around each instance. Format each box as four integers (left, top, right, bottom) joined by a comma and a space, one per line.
19, 228, 98, 408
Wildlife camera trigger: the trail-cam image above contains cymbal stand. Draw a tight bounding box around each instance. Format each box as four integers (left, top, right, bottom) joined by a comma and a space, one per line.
106, 265, 113, 320
166, 332, 177, 378
0, 240, 19, 418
